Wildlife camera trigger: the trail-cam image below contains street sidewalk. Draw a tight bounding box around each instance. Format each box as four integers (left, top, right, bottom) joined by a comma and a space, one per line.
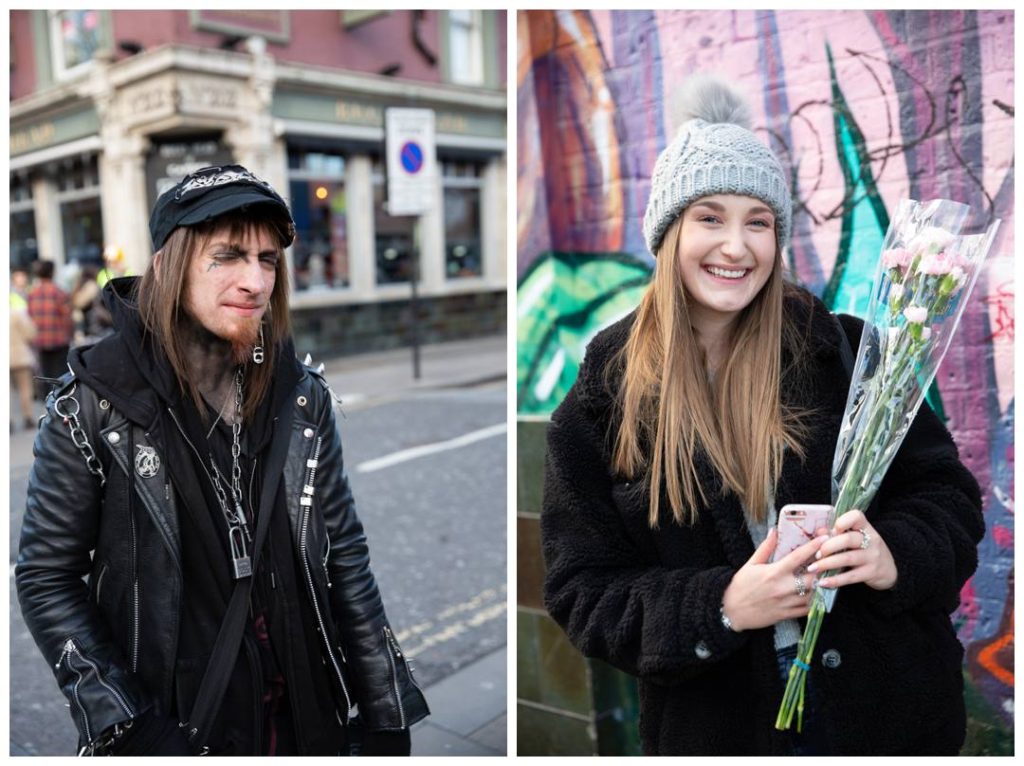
308, 334, 507, 405
412, 646, 507, 756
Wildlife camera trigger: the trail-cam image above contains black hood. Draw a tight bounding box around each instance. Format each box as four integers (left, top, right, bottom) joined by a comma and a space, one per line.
68, 276, 303, 447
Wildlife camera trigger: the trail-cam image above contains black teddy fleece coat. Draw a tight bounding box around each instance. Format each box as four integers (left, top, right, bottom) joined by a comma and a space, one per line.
541, 289, 984, 756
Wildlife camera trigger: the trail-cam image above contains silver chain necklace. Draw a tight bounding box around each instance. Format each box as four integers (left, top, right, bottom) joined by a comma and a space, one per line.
208, 367, 253, 579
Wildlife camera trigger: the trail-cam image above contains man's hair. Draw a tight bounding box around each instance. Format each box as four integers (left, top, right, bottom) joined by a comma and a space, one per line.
33, 260, 55, 280
135, 210, 293, 420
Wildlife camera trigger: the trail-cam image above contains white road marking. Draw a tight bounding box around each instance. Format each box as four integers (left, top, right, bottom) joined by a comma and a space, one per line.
355, 422, 507, 473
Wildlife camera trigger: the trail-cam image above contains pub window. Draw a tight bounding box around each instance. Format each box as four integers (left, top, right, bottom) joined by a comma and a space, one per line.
288, 147, 350, 291
10, 174, 38, 270
49, 10, 104, 79
442, 160, 484, 279
371, 156, 416, 286
54, 155, 103, 264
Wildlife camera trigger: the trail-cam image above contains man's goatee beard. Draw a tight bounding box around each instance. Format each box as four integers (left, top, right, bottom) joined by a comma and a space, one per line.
230, 322, 261, 366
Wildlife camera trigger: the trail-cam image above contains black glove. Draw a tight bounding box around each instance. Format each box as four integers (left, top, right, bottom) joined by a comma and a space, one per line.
360, 728, 412, 756
110, 710, 193, 756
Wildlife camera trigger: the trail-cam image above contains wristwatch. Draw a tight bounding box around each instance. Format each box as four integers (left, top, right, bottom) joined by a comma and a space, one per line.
719, 604, 737, 632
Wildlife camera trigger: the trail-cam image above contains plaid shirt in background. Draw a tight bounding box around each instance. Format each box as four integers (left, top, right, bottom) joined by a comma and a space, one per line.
27, 281, 73, 350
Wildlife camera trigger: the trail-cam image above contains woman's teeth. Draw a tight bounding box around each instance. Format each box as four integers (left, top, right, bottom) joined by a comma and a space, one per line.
705, 266, 747, 279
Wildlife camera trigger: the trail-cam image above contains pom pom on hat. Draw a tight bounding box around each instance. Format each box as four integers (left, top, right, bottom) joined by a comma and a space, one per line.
670, 73, 752, 131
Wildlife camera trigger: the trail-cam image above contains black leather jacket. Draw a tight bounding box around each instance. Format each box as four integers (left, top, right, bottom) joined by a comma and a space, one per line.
17, 346, 428, 752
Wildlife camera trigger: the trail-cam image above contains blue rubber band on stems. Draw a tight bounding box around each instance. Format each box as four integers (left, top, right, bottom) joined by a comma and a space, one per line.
793, 659, 810, 672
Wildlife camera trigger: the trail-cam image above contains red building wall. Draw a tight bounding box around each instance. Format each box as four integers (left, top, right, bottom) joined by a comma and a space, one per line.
11, 10, 507, 101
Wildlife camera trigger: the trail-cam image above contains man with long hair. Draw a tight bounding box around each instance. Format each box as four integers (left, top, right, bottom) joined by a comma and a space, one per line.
16, 165, 427, 755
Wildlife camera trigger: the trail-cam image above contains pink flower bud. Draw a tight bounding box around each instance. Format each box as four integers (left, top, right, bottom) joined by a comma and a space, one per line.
903, 306, 928, 324
921, 327, 932, 341
882, 248, 912, 270
919, 251, 955, 275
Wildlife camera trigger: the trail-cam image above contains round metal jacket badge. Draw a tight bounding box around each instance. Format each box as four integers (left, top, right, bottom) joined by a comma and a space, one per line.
135, 445, 161, 479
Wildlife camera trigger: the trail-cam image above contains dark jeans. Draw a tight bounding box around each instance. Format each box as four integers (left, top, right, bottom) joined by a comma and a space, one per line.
776, 644, 831, 755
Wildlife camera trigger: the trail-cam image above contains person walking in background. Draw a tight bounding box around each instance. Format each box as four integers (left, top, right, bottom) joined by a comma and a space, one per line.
11, 265, 31, 302
10, 277, 38, 431
71, 264, 113, 344
17, 165, 427, 756
97, 244, 132, 287
540, 75, 983, 756
26, 259, 73, 399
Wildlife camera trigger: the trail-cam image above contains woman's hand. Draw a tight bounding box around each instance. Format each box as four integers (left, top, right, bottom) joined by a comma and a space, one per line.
721, 527, 829, 632
807, 509, 898, 591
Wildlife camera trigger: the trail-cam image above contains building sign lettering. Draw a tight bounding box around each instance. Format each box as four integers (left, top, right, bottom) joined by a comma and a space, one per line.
335, 99, 383, 126
129, 86, 175, 115
435, 113, 469, 135
11, 122, 57, 155
181, 83, 238, 112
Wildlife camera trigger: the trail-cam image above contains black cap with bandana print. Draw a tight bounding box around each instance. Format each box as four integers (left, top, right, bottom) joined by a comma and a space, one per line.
148, 164, 296, 251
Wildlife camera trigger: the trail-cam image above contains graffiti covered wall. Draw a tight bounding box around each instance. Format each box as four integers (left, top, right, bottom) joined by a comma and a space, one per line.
517, 9, 1013, 753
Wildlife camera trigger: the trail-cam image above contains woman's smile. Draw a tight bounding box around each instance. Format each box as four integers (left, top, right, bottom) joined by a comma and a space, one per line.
702, 265, 752, 282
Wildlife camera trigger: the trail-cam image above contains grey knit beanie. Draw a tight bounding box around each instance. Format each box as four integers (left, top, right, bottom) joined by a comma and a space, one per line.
642, 75, 792, 255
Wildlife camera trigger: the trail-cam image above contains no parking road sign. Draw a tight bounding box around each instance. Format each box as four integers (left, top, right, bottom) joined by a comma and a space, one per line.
385, 108, 436, 216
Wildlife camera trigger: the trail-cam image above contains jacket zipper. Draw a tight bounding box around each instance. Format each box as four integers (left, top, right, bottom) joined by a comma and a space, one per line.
127, 429, 140, 674
56, 637, 136, 742
298, 436, 352, 722
167, 407, 228, 497
382, 626, 407, 728
301, 502, 352, 720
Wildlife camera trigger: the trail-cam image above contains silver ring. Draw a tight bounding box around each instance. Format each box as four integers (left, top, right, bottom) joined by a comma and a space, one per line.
795, 575, 808, 597
858, 528, 871, 550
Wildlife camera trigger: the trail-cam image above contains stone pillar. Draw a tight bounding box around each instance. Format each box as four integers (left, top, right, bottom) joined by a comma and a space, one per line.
418, 165, 445, 293
225, 37, 282, 189
31, 175, 62, 266
83, 50, 153, 271
346, 155, 376, 299
98, 131, 152, 271
481, 155, 506, 288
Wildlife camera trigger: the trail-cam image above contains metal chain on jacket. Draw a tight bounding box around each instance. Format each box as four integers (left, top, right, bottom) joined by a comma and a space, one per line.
53, 383, 107, 486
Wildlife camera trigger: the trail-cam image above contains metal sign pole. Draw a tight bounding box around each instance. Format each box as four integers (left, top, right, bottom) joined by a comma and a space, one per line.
410, 216, 421, 380
383, 107, 434, 382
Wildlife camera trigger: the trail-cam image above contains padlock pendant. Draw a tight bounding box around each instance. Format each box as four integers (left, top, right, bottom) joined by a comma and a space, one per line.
229, 526, 252, 579
233, 555, 252, 579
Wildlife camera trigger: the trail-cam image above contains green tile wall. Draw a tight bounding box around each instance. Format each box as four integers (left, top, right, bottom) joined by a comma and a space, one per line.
517, 703, 595, 756
517, 413, 642, 756
516, 417, 548, 515
517, 515, 544, 610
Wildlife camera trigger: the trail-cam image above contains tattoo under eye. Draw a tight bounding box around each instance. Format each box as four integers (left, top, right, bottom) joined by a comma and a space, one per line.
207, 260, 222, 272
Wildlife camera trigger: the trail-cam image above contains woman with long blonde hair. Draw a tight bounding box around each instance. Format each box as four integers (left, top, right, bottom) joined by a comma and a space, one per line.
541, 76, 984, 756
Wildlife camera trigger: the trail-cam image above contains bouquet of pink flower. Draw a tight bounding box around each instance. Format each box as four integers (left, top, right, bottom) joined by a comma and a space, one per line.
775, 198, 1001, 733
